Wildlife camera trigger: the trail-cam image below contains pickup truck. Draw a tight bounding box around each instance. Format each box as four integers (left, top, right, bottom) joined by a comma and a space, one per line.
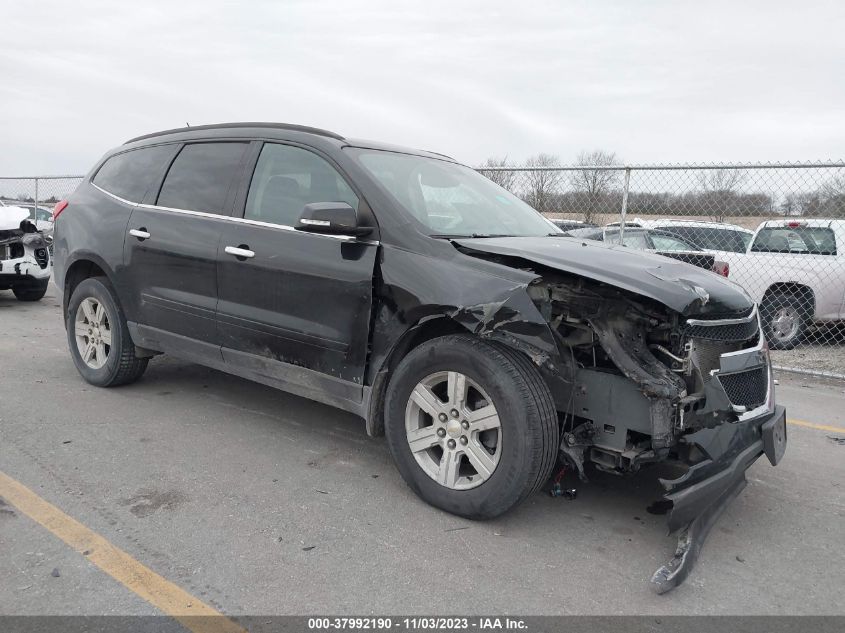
713, 219, 845, 349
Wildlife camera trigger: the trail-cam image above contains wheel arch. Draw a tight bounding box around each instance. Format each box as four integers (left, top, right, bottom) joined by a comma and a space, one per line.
762, 282, 816, 315
62, 253, 119, 322
363, 312, 570, 437
364, 316, 470, 437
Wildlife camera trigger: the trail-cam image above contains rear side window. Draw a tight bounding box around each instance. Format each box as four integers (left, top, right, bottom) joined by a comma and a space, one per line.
93, 144, 178, 203
157, 142, 249, 215
244, 143, 358, 226
751, 226, 837, 255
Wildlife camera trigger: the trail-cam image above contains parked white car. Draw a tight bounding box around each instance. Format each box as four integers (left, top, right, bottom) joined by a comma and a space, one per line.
608, 218, 754, 253
607, 217, 845, 348
0, 205, 52, 301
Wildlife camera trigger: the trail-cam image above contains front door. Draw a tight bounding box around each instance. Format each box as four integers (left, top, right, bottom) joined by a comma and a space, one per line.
216, 142, 377, 406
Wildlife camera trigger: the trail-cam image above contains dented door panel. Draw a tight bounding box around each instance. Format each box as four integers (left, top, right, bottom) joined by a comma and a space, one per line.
216, 223, 377, 384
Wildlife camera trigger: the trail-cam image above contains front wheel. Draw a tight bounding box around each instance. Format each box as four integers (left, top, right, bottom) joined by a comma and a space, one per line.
66, 277, 149, 387
384, 335, 558, 520
13, 279, 49, 301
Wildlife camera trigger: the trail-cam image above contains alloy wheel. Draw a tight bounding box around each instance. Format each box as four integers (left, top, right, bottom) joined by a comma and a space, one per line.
74, 297, 112, 369
771, 306, 800, 343
404, 371, 502, 490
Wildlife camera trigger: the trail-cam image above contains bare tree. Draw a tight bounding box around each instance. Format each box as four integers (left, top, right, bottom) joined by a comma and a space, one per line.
697, 168, 747, 221
569, 150, 621, 223
478, 156, 517, 192
522, 153, 561, 213
821, 174, 845, 217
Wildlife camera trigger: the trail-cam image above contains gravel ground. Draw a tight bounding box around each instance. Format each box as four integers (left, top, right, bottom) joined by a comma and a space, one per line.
770, 328, 845, 375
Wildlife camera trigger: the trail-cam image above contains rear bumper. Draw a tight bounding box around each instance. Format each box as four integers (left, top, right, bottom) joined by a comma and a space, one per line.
651, 405, 787, 593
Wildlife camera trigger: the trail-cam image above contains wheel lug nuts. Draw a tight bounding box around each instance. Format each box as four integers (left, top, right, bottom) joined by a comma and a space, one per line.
437, 428, 446, 437
450, 409, 459, 418
438, 413, 447, 422
447, 439, 456, 449
460, 436, 468, 445
461, 420, 469, 429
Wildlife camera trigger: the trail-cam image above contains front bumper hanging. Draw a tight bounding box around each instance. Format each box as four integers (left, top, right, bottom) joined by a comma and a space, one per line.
650, 405, 787, 594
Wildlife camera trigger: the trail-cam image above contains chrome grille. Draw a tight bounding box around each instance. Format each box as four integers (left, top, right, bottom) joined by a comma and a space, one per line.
683, 306, 759, 343
684, 319, 759, 342
718, 367, 768, 410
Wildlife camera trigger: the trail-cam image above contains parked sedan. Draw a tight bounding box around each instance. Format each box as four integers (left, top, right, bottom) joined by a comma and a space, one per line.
606, 218, 754, 254
566, 226, 730, 276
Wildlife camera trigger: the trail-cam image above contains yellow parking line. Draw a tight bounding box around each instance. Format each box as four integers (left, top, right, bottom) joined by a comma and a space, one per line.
0, 470, 246, 633
787, 418, 845, 434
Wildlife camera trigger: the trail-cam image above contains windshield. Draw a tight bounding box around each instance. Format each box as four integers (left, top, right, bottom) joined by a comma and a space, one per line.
348, 149, 560, 237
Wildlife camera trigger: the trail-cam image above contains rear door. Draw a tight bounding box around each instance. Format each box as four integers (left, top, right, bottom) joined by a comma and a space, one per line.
124, 141, 250, 359
216, 142, 378, 406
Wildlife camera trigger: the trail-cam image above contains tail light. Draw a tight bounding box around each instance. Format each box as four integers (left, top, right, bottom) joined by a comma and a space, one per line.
53, 200, 68, 221
713, 260, 730, 277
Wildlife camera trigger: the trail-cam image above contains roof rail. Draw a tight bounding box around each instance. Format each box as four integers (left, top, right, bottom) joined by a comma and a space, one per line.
124, 122, 345, 145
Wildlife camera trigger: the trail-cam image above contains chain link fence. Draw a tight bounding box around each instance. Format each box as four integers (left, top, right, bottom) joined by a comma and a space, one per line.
3, 166, 844, 377
0, 175, 85, 228
477, 162, 845, 377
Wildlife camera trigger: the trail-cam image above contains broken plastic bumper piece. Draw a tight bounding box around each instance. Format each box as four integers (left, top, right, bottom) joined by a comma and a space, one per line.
651, 405, 787, 594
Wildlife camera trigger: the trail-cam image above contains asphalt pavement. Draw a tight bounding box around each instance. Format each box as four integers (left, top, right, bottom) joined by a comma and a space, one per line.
1, 285, 844, 617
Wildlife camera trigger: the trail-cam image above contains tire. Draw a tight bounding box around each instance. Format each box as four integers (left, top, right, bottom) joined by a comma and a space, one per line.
761, 293, 809, 350
66, 277, 148, 387
13, 279, 49, 301
384, 334, 558, 520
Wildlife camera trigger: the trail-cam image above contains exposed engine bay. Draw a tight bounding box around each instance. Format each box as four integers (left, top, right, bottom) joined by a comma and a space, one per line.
527, 272, 770, 476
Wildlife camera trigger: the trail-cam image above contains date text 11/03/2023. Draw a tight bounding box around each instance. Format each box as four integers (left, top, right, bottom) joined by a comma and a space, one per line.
307, 617, 529, 630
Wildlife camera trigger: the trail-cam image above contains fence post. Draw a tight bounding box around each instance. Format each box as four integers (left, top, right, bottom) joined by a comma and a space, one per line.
619, 167, 631, 242
34, 177, 39, 218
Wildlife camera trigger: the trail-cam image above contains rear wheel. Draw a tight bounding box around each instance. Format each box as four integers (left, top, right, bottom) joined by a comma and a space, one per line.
385, 335, 558, 519
761, 293, 809, 350
13, 279, 49, 301
67, 277, 148, 386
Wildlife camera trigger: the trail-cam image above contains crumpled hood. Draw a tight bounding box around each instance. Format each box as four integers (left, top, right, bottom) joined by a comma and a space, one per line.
455, 236, 753, 316
0, 206, 30, 231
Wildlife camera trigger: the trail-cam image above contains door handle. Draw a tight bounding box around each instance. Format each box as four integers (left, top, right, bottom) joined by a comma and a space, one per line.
225, 245, 255, 260
129, 228, 150, 240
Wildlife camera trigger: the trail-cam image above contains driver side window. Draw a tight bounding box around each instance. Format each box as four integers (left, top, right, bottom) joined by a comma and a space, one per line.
245, 143, 358, 226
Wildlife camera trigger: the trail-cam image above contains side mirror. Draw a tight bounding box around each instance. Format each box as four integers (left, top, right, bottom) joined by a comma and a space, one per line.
295, 202, 372, 237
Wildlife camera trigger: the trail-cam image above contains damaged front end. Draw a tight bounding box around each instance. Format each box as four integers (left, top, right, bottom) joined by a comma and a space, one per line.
527, 271, 787, 593
0, 208, 52, 291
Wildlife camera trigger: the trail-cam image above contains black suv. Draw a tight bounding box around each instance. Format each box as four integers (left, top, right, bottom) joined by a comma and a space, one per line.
54, 123, 787, 592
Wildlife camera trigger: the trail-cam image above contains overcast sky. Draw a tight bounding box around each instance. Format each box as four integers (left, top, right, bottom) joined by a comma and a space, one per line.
1, 0, 843, 175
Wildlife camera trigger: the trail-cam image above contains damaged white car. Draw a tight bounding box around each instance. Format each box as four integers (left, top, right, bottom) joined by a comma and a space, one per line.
0, 205, 52, 301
